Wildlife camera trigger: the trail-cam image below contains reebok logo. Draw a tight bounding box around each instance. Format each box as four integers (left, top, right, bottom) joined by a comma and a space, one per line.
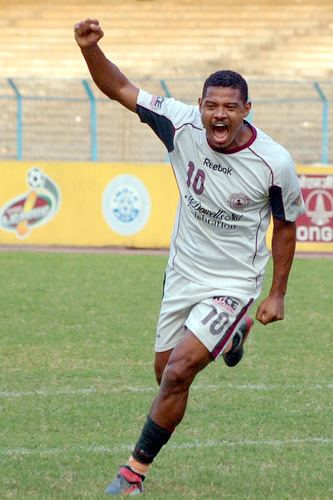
204, 158, 232, 175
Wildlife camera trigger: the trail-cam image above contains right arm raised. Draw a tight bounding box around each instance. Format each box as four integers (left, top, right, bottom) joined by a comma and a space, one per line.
74, 19, 139, 112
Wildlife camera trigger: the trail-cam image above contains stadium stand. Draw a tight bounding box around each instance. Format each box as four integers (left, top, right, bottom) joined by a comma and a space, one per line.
2, 0, 333, 79
1, 0, 332, 164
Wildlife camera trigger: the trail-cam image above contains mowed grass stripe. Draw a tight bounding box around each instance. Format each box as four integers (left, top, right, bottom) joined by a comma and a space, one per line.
1, 436, 331, 457
1, 382, 332, 399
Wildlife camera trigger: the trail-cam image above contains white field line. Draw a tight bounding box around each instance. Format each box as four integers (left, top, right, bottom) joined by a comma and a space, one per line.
0, 382, 332, 399
1, 437, 331, 458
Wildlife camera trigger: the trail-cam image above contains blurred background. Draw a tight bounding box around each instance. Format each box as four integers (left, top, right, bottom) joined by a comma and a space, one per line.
1, 0, 332, 165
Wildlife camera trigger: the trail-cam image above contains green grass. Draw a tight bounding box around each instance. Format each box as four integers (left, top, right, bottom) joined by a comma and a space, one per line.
0, 251, 332, 499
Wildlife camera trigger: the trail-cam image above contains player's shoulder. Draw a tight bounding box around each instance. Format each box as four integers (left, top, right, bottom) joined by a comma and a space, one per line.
137, 89, 202, 129
251, 126, 294, 172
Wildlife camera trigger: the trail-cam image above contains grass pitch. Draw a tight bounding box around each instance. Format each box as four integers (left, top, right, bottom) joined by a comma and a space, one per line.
0, 251, 332, 499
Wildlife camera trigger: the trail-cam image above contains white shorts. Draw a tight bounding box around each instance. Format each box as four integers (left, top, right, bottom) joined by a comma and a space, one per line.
155, 266, 254, 360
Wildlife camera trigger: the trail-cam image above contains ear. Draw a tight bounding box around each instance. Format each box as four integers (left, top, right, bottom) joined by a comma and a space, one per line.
243, 101, 252, 118
198, 97, 203, 112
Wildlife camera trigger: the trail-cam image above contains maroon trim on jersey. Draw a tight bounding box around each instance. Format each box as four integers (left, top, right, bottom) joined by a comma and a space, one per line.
169, 161, 182, 269
175, 122, 203, 131
245, 147, 275, 283
211, 298, 254, 360
248, 146, 275, 184
207, 121, 257, 155
170, 200, 182, 269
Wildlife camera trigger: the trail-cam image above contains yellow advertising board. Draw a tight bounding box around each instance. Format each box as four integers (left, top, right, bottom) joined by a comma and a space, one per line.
0, 161, 178, 248
0, 161, 332, 253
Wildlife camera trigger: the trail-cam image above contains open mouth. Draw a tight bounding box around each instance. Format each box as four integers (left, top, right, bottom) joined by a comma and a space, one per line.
212, 123, 229, 144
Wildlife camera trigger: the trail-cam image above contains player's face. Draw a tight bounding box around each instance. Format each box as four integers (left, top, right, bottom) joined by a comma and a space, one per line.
199, 86, 251, 151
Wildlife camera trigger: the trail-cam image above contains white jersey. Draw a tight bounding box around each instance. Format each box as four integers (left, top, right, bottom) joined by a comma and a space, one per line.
136, 90, 305, 298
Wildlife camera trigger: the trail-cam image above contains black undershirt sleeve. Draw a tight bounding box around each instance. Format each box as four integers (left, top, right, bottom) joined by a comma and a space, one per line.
269, 185, 286, 220
136, 104, 176, 153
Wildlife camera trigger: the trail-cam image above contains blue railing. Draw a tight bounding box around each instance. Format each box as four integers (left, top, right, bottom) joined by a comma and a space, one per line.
82, 79, 98, 161
1, 77, 331, 164
7, 78, 23, 160
313, 82, 330, 164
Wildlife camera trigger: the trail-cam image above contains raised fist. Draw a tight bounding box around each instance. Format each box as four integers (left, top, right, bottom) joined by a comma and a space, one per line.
74, 18, 104, 48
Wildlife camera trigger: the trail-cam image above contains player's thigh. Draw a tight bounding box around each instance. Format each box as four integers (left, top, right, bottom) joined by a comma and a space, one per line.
166, 329, 212, 379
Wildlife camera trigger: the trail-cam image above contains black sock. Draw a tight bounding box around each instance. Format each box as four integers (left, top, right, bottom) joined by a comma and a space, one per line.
132, 416, 172, 464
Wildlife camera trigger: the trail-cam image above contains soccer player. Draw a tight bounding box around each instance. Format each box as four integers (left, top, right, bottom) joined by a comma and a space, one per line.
74, 19, 305, 496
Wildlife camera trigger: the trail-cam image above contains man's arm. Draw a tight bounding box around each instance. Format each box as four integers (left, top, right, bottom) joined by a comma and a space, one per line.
74, 18, 139, 112
256, 217, 296, 325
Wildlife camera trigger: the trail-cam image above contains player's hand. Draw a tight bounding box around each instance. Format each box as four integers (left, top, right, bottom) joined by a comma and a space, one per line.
255, 294, 284, 325
74, 18, 104, 49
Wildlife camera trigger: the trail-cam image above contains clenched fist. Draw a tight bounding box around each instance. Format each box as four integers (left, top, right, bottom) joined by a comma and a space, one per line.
74, 18, 104, 48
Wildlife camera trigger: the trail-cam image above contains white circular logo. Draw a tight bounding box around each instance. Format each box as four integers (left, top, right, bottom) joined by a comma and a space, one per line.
102, 175, 151, 236
228, 192, 249, 210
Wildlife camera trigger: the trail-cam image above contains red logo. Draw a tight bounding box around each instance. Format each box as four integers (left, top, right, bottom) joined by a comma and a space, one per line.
297, 175, 333, 243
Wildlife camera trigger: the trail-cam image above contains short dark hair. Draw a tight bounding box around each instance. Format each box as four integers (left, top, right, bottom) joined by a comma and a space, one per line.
202, 70, 248, 103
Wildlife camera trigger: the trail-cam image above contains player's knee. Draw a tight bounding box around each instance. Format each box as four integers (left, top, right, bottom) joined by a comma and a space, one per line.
162, 357, 199, 391
154, 351, 172, 386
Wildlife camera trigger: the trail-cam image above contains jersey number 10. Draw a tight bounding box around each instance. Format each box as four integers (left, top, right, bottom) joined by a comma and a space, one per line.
186, 161, 206, 195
